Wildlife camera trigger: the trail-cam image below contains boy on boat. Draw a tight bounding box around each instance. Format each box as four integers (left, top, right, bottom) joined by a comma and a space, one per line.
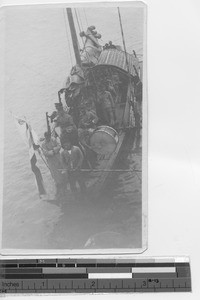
53, 102, 79, 145
78, 106, 98, 168
97, 84, 116, 127
61, 139, 87, 201
78, 106, 98, 129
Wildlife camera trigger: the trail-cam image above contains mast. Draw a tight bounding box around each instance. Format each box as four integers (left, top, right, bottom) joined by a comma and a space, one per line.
66, 8, 82, 67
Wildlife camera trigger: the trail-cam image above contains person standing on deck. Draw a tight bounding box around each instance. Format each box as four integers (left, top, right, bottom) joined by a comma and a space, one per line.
61, 140, 86, 200
97, 85, 116, 127
54, 102, 78, 145
107, 80, 117, 102
78, 107, 98, 168
41, 131, 65, 199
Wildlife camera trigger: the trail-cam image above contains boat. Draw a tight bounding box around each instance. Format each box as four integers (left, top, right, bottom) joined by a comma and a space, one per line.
45, 8, 143, 200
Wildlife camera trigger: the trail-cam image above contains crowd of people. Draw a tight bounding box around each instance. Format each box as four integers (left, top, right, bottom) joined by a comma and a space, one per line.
41, 76, 123, 202
103, 41, 117, 50
42, 103, 88, 202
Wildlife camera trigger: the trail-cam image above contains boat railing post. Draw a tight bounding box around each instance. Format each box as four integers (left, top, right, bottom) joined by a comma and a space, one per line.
46, 112, 51, 134
58, 91, 62, 104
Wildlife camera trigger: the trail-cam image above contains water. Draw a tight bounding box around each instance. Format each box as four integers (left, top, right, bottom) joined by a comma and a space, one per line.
2, 6, 143, 251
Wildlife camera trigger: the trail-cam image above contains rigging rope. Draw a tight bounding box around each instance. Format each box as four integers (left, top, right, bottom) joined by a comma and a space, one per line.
78, 9, 88, 49
63, 8, 73, 67
74, 8, 84, 48
77, 8, 84, 32
118, 7, 138, 130
83, 8, 88, 27
117, 7, 130, 75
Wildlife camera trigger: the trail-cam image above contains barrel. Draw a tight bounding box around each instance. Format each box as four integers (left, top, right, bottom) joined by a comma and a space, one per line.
89, 126, 119, 155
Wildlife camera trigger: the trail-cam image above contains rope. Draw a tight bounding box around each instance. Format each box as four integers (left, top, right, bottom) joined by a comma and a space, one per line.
74, 8, 81, 32
83, 8, 88, 27
77, 8, 84, 32
117, 7, 130, 75
117, 7, 138, 128
74, 8, 84, 48
63, 8, 73, 67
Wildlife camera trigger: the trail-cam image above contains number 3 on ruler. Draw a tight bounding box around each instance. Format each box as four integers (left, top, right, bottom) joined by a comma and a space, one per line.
142, 281, 147, 286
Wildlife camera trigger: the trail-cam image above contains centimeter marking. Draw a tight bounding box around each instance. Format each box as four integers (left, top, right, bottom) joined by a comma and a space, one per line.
0, 258, 191, 293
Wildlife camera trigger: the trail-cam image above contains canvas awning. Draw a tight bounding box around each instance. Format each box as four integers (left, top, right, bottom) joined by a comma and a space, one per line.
95, 49, 140, 77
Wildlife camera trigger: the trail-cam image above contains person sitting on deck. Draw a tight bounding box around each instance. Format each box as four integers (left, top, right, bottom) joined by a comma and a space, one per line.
78, 106, 98, 129
61, 139, 86, 200
78, 106, 97, 147
97, 85, 116, 127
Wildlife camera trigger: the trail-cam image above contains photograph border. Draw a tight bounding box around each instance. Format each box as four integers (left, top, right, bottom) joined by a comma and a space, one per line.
0, 0, 147, 257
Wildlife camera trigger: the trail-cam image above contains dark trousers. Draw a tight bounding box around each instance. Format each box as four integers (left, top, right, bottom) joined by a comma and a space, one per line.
68, 170, 86, 195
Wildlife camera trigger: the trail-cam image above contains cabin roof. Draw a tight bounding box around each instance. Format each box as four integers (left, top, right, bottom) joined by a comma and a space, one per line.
95, 49, 140, 77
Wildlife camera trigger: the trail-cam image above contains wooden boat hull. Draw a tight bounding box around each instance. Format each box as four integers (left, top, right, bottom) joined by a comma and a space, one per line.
85, 96, 136, 199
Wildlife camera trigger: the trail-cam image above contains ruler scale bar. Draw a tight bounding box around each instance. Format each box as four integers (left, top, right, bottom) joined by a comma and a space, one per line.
42, 268, 87, 274
3, 274, 88, 279
2, 268, 43, 274
19, 264, 37, 268
0, 258, 191, 293
133, 272, 178, 278
87, 267, 132, 273
132, 267, 176, 273
0, 262, 190, 267
88, 273, 133, 279
57, 264, 76, 267
0, 264, 18, 268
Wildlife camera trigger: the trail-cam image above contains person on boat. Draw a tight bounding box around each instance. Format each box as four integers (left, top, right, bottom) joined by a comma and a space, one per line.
41, 131, 65, 199
61, 139, 87, 200
106, 80, 117, 102
77, 106, 98, 168
108, 41, 116, 49
54, 102, 78, 146
78, 106, 97, 147
54, 102, 75, 132
78, 106, 98, 129
97, 85, 116, 127
103, 43, 109, 50
103, 41, 116, 50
